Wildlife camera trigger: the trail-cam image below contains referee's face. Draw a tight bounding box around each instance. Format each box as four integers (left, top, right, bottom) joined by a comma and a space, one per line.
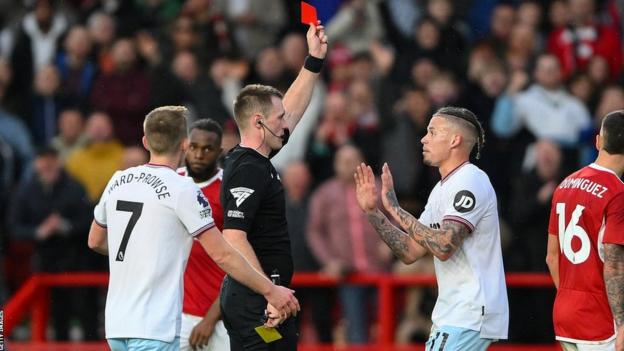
421, 115, 452, 167
264, 96, 288, 151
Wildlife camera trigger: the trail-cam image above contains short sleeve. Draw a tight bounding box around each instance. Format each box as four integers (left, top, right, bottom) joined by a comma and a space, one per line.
603, 192, 624, 245
418, 197, 433, 227
93, 171, 119, 227
547, 191, 559, 236
222, 162, 267, 232
441, 176, 489, 233
175, 182, 215, 237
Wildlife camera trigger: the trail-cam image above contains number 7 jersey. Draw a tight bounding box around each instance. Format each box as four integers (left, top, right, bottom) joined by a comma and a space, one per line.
93, 164, 215, 342
548, 163, 624, 344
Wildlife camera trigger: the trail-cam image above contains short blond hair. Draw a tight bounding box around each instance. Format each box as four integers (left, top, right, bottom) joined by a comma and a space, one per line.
143, 106, 188, 155
233, 84, 283, 129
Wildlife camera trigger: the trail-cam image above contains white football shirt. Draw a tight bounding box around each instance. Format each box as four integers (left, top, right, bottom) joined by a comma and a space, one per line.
418, 162, 509, 339
94, 164, 215, 342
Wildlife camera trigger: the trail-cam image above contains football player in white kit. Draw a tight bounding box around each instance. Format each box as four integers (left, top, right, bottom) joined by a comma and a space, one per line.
87, 106, 299, 351
355, 106, 508, 350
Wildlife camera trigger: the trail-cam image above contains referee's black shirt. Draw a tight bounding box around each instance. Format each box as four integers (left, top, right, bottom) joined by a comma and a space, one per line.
221, 145, 293, 285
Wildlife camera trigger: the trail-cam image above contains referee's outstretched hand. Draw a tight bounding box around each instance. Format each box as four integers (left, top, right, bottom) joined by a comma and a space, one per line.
307, 20, 328, 59
265, 284, 300, 318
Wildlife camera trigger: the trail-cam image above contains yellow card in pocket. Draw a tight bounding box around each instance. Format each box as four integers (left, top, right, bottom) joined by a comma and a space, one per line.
254, 326, 283, 343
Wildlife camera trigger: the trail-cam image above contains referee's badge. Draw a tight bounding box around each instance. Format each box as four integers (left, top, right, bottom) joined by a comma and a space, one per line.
230, 187, 255, 207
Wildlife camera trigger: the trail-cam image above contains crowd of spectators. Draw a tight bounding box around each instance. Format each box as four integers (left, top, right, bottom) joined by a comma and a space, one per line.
2, 0, 624, 345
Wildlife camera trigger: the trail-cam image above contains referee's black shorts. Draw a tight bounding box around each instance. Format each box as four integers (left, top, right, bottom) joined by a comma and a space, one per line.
220, 276, 298, 351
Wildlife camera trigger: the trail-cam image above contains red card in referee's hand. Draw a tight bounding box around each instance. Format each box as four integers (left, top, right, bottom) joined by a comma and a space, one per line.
301, 2, 317, 24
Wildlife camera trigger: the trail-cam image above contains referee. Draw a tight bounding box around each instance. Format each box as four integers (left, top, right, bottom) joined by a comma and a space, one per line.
220, 22, 328, 351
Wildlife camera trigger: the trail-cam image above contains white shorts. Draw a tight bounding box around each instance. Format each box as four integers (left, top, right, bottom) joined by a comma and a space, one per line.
560, 339, 616, 351
180, 313, 230, 351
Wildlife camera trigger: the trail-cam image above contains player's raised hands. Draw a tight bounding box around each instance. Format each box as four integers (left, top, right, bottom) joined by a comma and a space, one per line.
307, 20, 328, 59
264, 284, 300, 319
354, 163, 378, 214
381, 163, 400, 214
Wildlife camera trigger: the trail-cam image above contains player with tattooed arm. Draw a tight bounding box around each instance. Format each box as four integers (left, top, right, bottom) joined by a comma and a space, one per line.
546, 110, 624, 351
354, 107, 508, 351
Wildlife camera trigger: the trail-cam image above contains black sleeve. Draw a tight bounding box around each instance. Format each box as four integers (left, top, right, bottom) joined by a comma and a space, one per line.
7, 184, 37, 240
64, 180, 93, 238
222, 161, 268, 233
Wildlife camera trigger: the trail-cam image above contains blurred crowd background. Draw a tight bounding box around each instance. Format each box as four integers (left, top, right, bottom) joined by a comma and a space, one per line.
1, 0, 623, 345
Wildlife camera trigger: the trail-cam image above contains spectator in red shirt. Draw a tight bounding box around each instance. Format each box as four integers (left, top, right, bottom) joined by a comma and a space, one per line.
547, 0, 622, 80
89, 38, 150, 145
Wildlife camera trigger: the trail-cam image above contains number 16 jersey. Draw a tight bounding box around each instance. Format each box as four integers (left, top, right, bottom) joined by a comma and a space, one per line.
94, 164, 215, 342
548, 163, 624, 344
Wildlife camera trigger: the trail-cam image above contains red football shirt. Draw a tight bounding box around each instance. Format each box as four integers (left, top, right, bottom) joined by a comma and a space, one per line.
547, 24, 622, 80
548, 163, 624, 343
179, 168, 226, 317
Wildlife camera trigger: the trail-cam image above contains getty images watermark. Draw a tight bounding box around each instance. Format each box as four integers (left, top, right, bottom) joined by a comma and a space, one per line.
0, 310, 4, 350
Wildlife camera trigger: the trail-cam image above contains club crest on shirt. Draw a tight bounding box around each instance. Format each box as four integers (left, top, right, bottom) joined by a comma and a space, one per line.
453, 190, 476, 213
230, 187, 255, 207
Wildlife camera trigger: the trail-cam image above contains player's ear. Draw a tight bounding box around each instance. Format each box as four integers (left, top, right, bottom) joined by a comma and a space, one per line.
450, 132, 462, 149
142, 136, 150, 151
180, 137, 190, 152
595, 133, 602, 151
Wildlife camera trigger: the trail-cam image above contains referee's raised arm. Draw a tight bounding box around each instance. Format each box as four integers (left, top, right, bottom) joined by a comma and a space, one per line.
218, 21, 329, 351
282, 21, 328, 133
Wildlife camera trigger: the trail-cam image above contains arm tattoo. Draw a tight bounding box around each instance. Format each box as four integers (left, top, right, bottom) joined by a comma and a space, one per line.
604, 243, 624, 327
385, 189, 470, 259
410, 220, 470, 259
366, 209, 412, 261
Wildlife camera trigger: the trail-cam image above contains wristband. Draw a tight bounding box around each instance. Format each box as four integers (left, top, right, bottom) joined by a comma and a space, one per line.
304, 55, 324, 73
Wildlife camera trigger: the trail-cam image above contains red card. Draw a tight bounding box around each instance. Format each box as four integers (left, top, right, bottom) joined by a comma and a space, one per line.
301, 2, 317, 25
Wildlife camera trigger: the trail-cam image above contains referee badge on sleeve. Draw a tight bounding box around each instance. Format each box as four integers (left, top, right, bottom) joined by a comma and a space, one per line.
453, 190, 476, 213
230, 187, 254, 207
